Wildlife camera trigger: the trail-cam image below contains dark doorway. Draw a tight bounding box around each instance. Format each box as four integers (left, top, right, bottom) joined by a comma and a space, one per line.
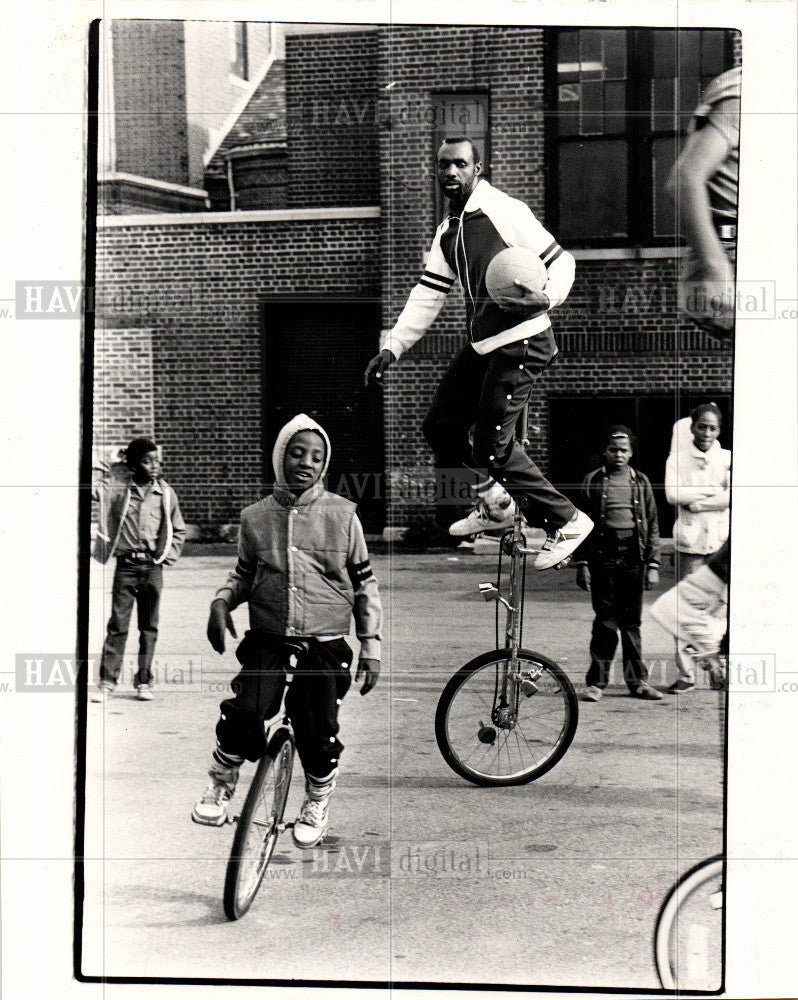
261, 297, 385, 533
548, 394, 732, 537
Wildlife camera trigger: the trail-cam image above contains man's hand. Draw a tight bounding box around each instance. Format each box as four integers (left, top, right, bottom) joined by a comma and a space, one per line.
492, 280, 550, 316
679, 255, 735, 338
355, 658, 380, 695
575, 565, 591, 592
364, 349, 396, 387
207, 598, 237, 654
644, 566, 660, 591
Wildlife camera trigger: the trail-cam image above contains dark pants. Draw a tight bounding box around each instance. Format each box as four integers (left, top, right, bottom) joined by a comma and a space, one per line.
585, 530, 647, 691
217, 632, 353, 779
100, 560, 163, 687
422, 341, 575, 531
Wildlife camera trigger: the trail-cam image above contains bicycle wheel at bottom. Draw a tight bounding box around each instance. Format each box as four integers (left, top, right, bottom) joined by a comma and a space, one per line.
223, 727, 295, 920
654, 856, 724, 991
435, 649, 578, 786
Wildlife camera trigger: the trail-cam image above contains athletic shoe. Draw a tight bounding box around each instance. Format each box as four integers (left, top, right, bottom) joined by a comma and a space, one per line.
292, 771, 337, 849
668, 678, 696, 694
630, 683, 664, 701
191, 765, 239, 826
90, 682, 114, 704
534, 510, 594, 571
449, 498, 518, 537
581, 685, 603, 702
136, 684, 153, 701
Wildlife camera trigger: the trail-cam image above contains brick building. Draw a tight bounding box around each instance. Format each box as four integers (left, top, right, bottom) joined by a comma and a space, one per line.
94, 22, 739, 537
99, 19, 278, 214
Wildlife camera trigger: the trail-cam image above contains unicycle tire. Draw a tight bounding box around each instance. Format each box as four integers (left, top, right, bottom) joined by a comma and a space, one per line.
653, 855, 725, 990
223, 727, 295, 920
435, 649, 578, 786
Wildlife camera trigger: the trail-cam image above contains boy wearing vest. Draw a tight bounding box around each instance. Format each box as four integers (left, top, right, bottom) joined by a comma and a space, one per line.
192, 414, 382, 850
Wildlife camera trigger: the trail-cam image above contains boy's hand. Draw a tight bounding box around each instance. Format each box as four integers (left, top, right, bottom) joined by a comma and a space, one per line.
644, 566, 660, 591
575, 565, 591, 592
207, 599, 237, 654
355, 658, 380, 695
364, 349, 395, 387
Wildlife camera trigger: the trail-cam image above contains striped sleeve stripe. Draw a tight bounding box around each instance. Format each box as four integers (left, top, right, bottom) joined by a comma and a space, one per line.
419, 278, 451, 293
350, 560, 371, 573
423, 269, 455, 286
419, 270, 454, 293
540, 242, 562, 265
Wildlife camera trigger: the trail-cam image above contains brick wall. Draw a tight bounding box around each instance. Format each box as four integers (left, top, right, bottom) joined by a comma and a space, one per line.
94, 217, 380, 526
111, 20, 190, 185
370, 26, 734, 526
285, 31, 379, 207
93, 327, 154, 446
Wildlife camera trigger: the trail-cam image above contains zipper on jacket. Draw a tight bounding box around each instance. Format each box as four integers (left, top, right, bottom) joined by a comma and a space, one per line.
452, 208, 476, 341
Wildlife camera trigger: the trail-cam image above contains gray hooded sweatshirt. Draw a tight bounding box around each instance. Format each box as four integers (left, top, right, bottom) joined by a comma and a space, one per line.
215, 414, 381, 660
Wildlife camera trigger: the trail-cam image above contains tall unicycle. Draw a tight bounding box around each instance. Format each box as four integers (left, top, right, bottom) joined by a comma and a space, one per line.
435, 507, 578, 786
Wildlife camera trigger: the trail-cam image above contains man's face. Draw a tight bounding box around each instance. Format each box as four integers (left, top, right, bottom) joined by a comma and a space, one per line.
133, 449, 160, 483
284, 430, 326, 491
436, 141, 481, 205
691, 413, 721, 452
604, 436, 632, 470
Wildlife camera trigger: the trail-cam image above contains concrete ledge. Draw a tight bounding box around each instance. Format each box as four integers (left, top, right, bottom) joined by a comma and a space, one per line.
98, 206, 382, 227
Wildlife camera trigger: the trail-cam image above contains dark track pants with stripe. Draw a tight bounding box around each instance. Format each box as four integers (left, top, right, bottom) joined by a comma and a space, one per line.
216, 632, 353, 779
422, 340, 575, 531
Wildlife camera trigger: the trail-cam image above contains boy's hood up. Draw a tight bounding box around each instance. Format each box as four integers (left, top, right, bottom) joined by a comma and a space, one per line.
272, 413, 332, 493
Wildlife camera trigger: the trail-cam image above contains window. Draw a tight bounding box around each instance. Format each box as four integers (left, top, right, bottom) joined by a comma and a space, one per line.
545, 28, 737, 246
231, 22, 249, 81
430, 92, 490, 222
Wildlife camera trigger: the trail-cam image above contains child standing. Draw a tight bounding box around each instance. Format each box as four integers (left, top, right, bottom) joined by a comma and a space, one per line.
574, 426, 663, 702
91, 437, 186, 702
192, 414, 382, 850
664, 405, 730, 692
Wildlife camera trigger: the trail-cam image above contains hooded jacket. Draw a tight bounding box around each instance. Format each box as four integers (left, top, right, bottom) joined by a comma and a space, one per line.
383, 179, 575, 360
215, 414, 382, 659
665, 417, 731, 555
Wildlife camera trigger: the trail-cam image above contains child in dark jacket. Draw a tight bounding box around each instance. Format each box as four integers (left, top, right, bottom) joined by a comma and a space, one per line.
574, 426, 663, 702
192, 414, 382, 849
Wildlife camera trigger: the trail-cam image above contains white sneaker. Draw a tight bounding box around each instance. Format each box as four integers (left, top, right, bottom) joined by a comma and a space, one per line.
90, 682, 114, 704
191, 766, 239, 826
449, 498, 518, 536
136, 684, 153, 701
534, 510, 594, 570
292, 771, 336, 849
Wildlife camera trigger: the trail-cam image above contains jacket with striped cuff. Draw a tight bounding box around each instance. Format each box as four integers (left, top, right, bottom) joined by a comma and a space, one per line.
382, 179, 575, 360
214, 486, 382, 662
572, 465, 661, 569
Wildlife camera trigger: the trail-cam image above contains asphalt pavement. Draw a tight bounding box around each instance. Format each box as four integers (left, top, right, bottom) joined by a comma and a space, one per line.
82, 548, 724, 988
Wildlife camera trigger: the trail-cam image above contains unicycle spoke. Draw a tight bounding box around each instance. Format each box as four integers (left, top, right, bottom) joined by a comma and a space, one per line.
436, 652, 578, 786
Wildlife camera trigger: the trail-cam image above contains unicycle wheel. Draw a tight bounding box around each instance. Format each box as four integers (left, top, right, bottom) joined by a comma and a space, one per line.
223, 727, 295, 920
435, 649, 578, 786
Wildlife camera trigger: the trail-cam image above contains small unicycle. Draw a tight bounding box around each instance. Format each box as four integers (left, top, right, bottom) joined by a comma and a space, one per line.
435, 506, 578, 786
222, 647, 303, 921
653, 854, 725, 990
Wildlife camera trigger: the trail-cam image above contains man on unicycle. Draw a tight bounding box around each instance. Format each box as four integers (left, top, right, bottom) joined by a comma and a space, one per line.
365, 137, 592, 569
